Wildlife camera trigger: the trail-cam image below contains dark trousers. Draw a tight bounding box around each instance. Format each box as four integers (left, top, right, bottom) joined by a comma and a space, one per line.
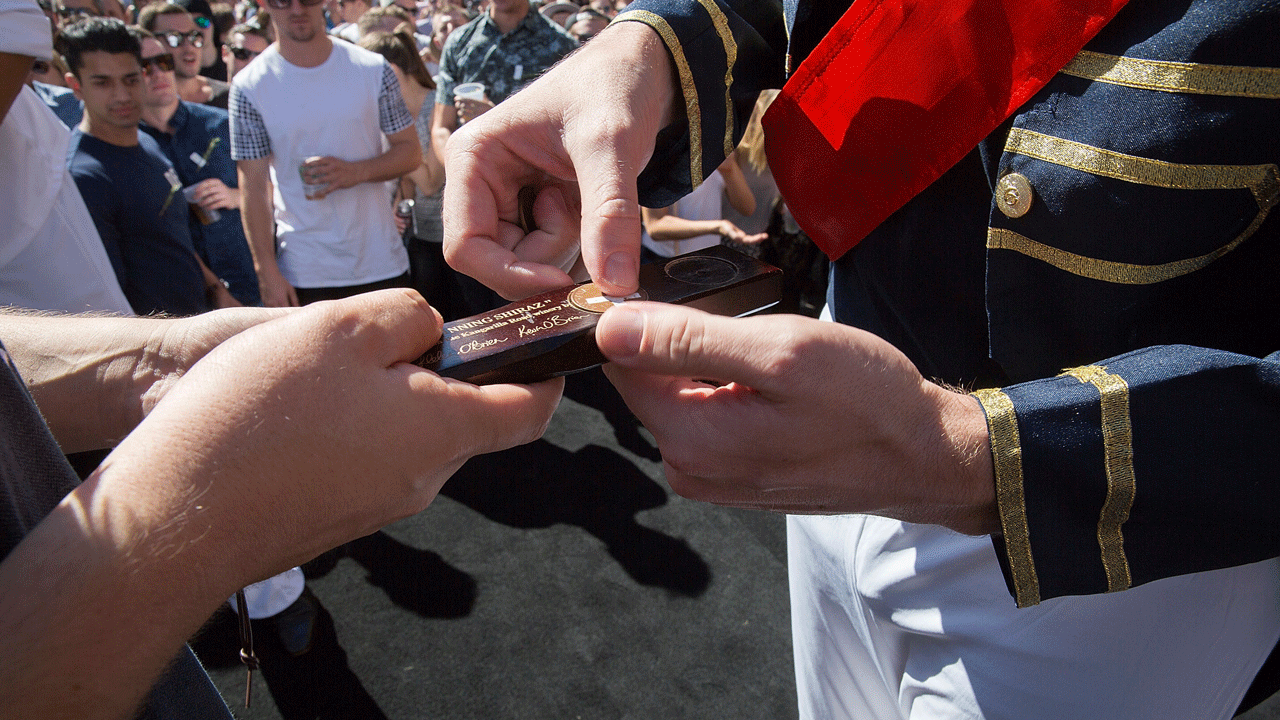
294, 272, 411, 306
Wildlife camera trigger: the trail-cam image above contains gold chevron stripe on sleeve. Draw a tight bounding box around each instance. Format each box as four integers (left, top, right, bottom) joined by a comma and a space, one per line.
693, 0, 738, 161
1062, 365, 1135, 593
614, 10, 704, 187
973, 388, 1041, 607
1061, 50, 1280, 99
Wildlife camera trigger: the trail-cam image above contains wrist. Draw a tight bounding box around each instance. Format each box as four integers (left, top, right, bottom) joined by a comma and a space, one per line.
932, 387, 999, 535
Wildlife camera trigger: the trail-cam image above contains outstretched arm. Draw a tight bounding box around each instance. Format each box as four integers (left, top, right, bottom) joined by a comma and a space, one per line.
0, 291, 562, 719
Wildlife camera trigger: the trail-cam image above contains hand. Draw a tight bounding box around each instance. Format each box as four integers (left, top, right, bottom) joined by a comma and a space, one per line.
189, 177, 240, 211
113, 289, 565, 584
301, 155, 367, 199
206, 281, 244, 310
595, 302, 999, 535
258, 266, 300, 307
453, 96, 494, 125
443, 21, 676, 300
718, 220, 768, 245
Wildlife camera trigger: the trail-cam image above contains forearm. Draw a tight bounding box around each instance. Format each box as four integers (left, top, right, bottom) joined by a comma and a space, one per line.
0, 460, 236, 719
431, 106, 455, 168
239, 172, 279, 277
645, 215, 728, 241
617, 0, 787, 208
0, 312, 166, 452
974, 345, 1280, 606
351, 135, 422, 185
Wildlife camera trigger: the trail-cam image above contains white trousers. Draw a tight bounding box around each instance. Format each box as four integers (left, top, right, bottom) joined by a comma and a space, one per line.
788, 515, 1280, 720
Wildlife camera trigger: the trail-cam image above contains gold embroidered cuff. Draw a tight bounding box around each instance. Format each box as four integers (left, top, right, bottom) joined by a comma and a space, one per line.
613, 10, 704, 187
1062, 365, 1135, 593
973, 388, 1041, 607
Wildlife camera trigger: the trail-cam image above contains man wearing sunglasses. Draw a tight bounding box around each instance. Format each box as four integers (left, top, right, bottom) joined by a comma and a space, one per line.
137, 32, 260, 307
221, 20, 268, 80
138, 1, 228, 108
172, 0, 225, 80
229, 0, 421, 307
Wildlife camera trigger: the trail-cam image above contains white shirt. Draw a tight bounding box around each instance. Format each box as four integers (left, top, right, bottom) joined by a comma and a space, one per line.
0, 0, 132, 314
641, 169, 727, 258
230, 41, 411, 288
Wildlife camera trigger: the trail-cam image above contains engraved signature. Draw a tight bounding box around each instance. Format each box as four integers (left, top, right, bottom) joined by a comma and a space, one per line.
457, 337, 509, 354
516, 314, 581, 337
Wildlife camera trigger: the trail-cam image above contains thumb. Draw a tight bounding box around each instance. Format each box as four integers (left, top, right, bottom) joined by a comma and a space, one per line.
596, 302, 782, 389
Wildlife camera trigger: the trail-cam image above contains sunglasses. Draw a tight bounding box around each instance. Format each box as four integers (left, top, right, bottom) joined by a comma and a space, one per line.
140, 53, 176, 73
160, 30, 205, 48
55, 6, 97, 17
228, 46, 260, 61
264, 0, 324, 10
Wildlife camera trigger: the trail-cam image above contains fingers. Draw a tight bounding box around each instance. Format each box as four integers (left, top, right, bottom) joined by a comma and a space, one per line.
443, 148, 575, 299
596, 302, 800, 391
433, 376, 564, 456
572, 140, 644, 296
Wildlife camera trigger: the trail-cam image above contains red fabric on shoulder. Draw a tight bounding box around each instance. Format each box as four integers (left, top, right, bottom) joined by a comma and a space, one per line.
763, 0, 1128, 261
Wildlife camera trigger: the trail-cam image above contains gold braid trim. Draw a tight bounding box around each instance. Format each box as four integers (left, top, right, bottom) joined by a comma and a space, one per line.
973, 388, 1040, 607
1061, 50, 1280, 100
613, 11, 703, 187
692, 0, 737, 162
1062, 365, 1135, 593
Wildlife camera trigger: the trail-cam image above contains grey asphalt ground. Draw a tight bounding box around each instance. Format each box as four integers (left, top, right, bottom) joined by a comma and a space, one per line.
191, 368, 1280, 720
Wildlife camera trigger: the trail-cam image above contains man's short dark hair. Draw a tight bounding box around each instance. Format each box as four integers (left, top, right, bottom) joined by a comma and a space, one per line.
55, 17, 141, 77
137, 2, 191, 32
228, 20, 270, 44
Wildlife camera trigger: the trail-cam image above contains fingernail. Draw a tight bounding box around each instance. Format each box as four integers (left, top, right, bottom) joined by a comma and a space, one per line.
603, 252, 637, 294
600, 305, 644, 360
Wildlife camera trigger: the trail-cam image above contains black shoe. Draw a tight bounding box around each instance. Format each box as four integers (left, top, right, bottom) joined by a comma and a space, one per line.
274, 589, 318, 656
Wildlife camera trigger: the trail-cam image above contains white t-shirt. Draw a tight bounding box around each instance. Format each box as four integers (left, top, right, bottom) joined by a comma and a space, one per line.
641, 169, 727, 258
0, 0, 132, 314
229, 40, 412, 288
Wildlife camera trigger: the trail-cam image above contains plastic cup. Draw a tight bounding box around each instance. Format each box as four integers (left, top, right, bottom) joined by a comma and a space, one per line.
182, 184, 220, 224
454, 82, 486, 102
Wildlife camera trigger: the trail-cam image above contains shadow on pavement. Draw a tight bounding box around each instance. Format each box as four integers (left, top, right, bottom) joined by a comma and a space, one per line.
442, 439, 711, 597
192, 597, 387, 720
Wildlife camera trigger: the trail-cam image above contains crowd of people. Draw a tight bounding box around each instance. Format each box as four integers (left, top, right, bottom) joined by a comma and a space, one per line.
4, 0, 1279, 718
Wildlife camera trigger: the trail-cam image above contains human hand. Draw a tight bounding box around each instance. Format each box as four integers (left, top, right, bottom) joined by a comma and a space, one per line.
453, 96, 494, 125
300, 155, 366, 199
595, 303, 999, 535
110, 289, 563, 581
189, 177, 240, 210
443, 21, 676, 300
206, 282, 243, 310
717, 220, 769, 245
258, 267, 300, 307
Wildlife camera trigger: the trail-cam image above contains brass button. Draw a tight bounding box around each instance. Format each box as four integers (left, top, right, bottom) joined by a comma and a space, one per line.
996, 173, 1034, 218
